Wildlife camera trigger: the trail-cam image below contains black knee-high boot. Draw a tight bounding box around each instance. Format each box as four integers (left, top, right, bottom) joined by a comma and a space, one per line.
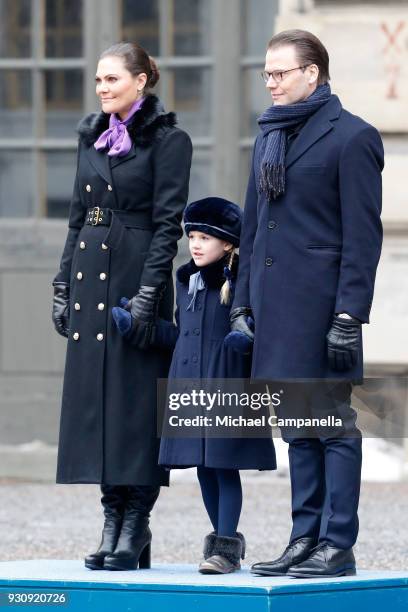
103, 485, 160, 571
84, 485, 127, 570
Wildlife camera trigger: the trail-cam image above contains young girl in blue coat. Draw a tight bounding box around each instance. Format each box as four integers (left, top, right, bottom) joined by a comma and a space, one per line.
153, 197, 276, 574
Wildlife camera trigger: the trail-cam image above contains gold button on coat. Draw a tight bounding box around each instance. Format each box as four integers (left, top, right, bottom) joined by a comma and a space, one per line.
99, 272, 107, 280
73, 332, 80, 341
77, 272, 83, 280
97, 333, 104, 341
86, 184, 91, 192
101, 243, 108, 250
74, 303, 81, 311
98, 303, 105, 311
80, 241, 86, 249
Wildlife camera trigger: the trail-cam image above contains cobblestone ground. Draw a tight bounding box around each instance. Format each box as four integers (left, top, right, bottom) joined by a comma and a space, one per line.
0, 475, 407, 570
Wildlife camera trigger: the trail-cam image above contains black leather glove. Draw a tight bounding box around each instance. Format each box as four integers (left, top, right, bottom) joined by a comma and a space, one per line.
125, 285, 163, 321
230, 307, 254, 342
327, 315, 361, 372
52, 281, 70, 338
124, 285, 164, 349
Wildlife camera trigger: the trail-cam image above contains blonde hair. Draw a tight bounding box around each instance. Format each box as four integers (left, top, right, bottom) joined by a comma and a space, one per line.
220, 247, 235, 305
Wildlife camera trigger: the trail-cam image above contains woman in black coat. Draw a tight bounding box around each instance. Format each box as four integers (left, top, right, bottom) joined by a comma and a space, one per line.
51, 42, 192, 571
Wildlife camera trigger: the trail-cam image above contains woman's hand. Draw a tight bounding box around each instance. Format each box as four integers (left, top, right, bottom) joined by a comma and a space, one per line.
124, 285, 163, 322
52, 281, 70, 337
112, 285, 164, 349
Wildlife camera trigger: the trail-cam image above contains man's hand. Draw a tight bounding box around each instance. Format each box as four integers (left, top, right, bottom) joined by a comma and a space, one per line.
327, 314, 361, 371
230, 307, 254, 341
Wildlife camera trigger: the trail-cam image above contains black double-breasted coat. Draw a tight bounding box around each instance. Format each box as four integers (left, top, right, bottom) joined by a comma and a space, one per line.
54, 95, 192, 486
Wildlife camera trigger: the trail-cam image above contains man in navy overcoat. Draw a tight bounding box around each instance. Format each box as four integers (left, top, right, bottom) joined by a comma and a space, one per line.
231, 30, 384, 577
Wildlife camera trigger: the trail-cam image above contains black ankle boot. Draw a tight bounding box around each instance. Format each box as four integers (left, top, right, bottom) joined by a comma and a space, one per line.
103, 485, 160, 571
84, 485, 127, 570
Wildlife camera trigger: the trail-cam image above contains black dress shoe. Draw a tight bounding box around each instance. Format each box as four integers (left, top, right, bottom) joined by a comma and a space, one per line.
287, 543, 356, 578
251, 537, 316, 576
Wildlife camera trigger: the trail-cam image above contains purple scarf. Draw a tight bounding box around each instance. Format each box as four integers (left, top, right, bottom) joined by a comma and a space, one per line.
94, 97, 145, 157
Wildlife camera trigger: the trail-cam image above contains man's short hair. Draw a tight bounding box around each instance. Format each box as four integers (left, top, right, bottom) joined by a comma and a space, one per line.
267, 29, 330, 85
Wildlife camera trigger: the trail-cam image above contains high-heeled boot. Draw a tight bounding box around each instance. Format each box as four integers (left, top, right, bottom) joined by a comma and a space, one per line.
103, 485, 160, 571
84, 485, 127, 570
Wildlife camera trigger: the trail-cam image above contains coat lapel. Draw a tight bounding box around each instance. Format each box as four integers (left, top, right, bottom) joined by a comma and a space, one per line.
84, 145, 113, 184
285, 95, 342, 169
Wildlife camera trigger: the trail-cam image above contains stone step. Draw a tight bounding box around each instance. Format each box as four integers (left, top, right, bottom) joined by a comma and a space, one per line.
0, 561, 407, 611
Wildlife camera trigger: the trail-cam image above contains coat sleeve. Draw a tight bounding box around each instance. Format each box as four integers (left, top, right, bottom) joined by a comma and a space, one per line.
335, 126, 384, 323
140, 128, 193, 287
232, 135, 260, 310
53, 143, 87, 284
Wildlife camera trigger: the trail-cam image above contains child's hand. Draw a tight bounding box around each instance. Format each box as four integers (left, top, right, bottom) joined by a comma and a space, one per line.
112, 297, 132, 335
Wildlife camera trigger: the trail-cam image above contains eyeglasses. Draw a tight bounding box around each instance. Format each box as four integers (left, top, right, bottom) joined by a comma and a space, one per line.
261, 65, 310, 84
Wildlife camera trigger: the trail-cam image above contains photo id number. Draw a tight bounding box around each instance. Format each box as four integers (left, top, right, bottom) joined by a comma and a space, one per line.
0, 592, 68, 606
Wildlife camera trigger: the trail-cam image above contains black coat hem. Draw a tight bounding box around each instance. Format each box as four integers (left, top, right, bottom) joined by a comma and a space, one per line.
56, 477, 170, 487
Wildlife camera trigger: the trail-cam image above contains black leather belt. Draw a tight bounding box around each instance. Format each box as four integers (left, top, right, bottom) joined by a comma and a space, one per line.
86, 207, 111, 226
85, 207, 152, 230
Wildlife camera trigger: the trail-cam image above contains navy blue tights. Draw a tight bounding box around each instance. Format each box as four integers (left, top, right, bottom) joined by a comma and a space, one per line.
197, 467, 242, 536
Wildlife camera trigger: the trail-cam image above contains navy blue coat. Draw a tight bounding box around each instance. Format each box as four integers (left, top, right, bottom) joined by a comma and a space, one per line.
233, 95, 384, 380
156, 256, 276, 470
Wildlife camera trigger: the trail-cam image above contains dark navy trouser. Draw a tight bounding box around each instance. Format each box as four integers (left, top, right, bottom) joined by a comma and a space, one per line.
277, 381, 362, 549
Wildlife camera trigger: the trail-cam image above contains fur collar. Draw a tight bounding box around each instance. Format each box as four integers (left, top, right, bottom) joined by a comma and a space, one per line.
177, 254, 239, 289
77, 94, 177, 148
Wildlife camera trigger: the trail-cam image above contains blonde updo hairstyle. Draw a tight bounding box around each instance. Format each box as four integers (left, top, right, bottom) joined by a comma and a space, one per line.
100, 42, 160, 93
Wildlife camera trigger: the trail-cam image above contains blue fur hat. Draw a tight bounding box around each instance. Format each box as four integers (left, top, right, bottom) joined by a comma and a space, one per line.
184, 197, 242, 247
